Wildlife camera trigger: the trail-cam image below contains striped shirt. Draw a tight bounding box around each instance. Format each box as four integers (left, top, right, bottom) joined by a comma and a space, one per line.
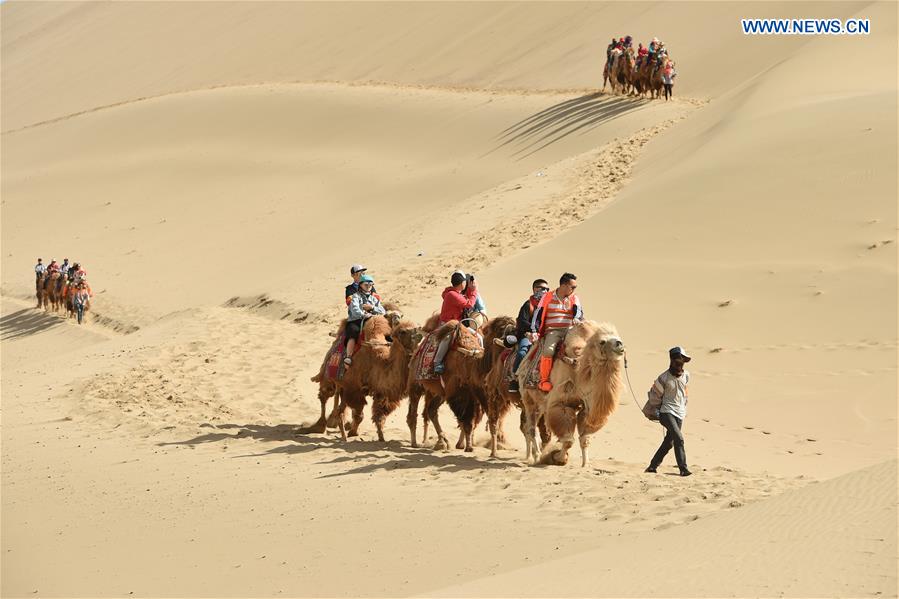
532, 292, 582, 332
650, 370, 690, 420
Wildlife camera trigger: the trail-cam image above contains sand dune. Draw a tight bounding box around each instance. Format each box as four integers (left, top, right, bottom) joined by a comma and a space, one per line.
2, 1, 896, 597
430, 458, 898, 597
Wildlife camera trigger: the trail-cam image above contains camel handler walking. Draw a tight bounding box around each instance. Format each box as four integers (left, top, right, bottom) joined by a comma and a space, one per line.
343, 275, 385, 367
644, 347, 693, 477
528, 273, 583, 392
433, 271, 479, 375
662, 61, 676, 101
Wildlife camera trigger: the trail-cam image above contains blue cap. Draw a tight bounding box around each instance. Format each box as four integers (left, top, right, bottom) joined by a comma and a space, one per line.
360, 274, 374, 284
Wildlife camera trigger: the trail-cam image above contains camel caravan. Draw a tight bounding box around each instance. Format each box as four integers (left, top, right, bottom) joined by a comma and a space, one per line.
603, 35, 677, 100
306, 266, 627, 467
34, 258, 93, 324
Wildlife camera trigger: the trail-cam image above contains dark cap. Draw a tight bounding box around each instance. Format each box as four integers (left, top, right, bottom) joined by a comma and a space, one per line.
669, 346, 691, 362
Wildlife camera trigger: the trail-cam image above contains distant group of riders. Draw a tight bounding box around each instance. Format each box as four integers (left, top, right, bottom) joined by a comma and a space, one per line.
604, 35, 677, 100
34, 257, 93, 324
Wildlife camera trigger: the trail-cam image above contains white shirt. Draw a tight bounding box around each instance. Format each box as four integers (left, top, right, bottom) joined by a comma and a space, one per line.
651, 369, 690, 420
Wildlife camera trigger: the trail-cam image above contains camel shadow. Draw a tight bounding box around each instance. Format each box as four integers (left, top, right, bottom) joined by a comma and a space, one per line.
157, 422, 303, 447
160, 422, 525, 475
489, 92, 649, 160
1, 307, 64, 340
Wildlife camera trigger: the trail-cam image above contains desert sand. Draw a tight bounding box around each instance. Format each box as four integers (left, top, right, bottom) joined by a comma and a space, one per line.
1, 1, 896, 597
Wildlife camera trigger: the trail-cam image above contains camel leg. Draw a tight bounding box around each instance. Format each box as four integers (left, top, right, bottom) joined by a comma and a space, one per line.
455, 429, 465, 450
488, 406, 499, 458
325, 394, 342, 428
522, 402, 541, 464
336, 399, 348, 442
421, 393, 433, 445
538, 414, 551, 448
577, 413, 592, 468
406, 391, 420, 448
298, 386, 333, 434
427, 396, 449, 451
519, 410, 530, 461
347, 405, 364, 437
371, 395, 388, 443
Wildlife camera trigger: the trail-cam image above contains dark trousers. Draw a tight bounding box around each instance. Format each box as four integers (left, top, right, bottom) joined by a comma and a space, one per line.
650, 412, 687, 471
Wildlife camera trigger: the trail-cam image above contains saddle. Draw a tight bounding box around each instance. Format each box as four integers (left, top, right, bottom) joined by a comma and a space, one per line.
322, 328, 368, 381
517, 337, 568, 390
411, 330, 442, 382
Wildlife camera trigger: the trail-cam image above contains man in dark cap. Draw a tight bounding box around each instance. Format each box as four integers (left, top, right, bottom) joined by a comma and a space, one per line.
645, 346, 692, 476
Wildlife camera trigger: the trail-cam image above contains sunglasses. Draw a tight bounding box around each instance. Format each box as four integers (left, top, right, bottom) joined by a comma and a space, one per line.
536, 287, 550, 292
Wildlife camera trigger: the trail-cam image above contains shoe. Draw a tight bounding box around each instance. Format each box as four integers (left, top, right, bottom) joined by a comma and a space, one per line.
433, 363, 445, 375
679, 469, 692, 477
538, 380, 553, 392
507, 380, 520, 393
343, 357, 352, 366
644, 466, 657, 473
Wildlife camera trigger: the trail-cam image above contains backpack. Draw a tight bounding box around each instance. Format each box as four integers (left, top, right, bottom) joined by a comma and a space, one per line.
642, 376, 663, 421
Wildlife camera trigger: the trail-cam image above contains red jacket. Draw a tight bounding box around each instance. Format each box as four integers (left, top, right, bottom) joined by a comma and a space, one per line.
439, 283, 478, 324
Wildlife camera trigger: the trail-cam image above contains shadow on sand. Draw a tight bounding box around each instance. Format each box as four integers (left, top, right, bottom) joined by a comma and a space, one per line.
489, 92, 648, 160
1, 307, 65, 340
159, 422, 524, 476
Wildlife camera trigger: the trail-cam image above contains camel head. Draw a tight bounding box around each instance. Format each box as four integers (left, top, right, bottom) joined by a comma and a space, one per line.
585, 322, 626, 364
384, 310, 404, 328
558, 320, 600, 366
390, 320, 424, 355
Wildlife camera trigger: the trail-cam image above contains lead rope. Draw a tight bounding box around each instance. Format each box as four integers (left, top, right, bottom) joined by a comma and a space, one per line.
623, 352, 645, 415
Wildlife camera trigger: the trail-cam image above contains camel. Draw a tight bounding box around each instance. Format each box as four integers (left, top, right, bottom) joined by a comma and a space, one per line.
602, 47, 625, 93
409, 319, 486, 452
614, 47, 636, 95
480, 315, 517, 457
540, 322, 625, 467
335, 315, 423, 442
45, 271, 63, 312
304, 307, 407, 436
631, 58, 652, 98
405, 313, 441, 447
480, 316, 550, 458
518, 320, 602, 464
36, 272, 48, 309
650, 53, 670, 99
304, 327, 349, 435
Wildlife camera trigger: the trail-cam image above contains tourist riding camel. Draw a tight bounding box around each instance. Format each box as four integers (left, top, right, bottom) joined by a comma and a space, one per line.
508, 278, 550, 393
34, 258, 45, 282
432, 271, 479, 375
529, 273, 583, 392
345, 264, 378, 306
344, 274, 385, 367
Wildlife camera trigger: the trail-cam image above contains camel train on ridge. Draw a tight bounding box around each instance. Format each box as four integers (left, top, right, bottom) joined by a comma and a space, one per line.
603, 36, 677, 100
34, 261, 93, 324
307, 300, 626, 468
